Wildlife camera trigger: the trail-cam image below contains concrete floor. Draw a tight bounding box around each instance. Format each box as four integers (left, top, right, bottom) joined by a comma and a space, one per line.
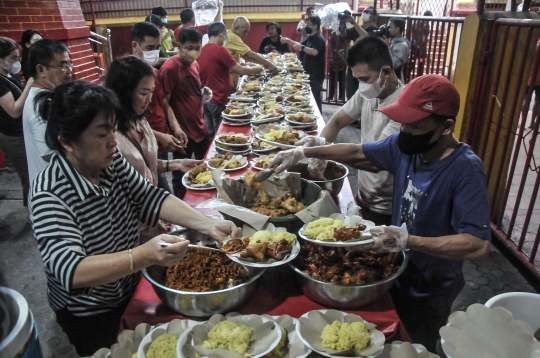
0, 104, 538, 357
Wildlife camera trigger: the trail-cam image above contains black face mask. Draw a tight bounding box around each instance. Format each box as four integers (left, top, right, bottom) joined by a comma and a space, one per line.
304, 26, 313, 34
397, 126, 442, 155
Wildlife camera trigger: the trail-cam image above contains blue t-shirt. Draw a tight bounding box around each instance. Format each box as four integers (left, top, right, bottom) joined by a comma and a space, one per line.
363, 133, 491, 311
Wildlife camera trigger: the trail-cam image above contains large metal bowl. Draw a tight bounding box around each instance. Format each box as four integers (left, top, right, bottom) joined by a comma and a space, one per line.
142, 237, 265, 317
288, 251, 408, 308
289, 161, 349, 197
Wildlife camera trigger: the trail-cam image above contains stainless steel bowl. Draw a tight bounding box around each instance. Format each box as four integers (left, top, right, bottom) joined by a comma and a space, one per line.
289, 161, 349, 197
142, 242, 265, 317
288, 251, 408, 308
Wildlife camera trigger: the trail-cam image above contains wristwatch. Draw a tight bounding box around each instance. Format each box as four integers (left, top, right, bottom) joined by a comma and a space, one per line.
300, 45, 305, 52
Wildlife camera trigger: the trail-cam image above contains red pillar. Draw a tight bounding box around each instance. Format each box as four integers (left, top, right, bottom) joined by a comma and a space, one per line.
0, 0, 100, 83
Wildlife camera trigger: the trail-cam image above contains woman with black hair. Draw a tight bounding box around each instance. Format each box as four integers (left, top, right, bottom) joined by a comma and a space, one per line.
258, 22, 291, 54
0, 37, 33, 210
20, 29, 43, 81
103, 56, 201, 241
30, 80, 237, 356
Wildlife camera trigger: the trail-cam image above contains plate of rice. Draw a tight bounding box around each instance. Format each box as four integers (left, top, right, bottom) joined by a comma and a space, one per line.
177, 313, 282, 358
138, 319, 201, 358
298, 213, 376, 247
296, 309, 385, 358
260, 315, 312, 358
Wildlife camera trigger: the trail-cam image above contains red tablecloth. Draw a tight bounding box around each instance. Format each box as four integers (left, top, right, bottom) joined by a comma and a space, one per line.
120, 86, 410, 343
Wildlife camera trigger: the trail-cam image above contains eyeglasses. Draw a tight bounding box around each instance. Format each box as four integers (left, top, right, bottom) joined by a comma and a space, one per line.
43, 62, 73, 72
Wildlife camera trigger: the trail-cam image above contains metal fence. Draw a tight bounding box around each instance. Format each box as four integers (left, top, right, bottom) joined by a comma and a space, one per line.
89, 29, 113, 75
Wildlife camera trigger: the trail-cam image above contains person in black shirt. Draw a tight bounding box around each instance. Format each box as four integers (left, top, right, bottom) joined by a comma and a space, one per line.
341, 7, 379, 100
0, 37, 34, 208
258, 22, 291, 54
20, 29, 43, 82
281, 16, 326, 112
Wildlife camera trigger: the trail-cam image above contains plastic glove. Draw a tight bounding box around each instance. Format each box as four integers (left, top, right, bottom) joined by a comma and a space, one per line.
295, 136, 327, 147
201, 87, 213, 102
367, 223, 409, 253
270, 147, 306, 174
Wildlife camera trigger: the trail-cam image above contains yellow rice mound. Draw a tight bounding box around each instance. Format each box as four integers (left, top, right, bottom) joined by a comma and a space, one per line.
304, 218, 346, 241
203, 320, 255, 355
146, 333, 179, 358
195, 171, 213, 184
320, 320, 371, 351
251, 230, 296, 244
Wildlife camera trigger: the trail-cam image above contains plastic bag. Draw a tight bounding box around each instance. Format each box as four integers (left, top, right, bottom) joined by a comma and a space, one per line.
192, 0, 219, 25
317, 2, 352, 31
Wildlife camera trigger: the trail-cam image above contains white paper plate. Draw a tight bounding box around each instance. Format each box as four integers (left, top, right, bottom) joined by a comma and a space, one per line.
138, 320, 200, 358
227, 239, 300, 268
215, 134, 253, 147
296, 310, 385, 358
261, 315, 312, 358
298, 217, 376, 247
182, 172, 215, 191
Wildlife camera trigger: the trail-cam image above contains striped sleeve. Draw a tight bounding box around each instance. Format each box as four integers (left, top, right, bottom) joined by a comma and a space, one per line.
30, 191, 90, 296
116, 154, 169, 227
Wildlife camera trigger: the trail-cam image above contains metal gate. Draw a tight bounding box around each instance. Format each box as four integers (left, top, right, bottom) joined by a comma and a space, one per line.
467, 18, 540, 281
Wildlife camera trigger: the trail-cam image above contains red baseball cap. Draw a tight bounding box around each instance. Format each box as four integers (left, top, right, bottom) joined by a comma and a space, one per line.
377, 74, 460, 124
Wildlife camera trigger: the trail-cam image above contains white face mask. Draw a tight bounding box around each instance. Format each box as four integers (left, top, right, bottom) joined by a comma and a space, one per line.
162, 17, 168, 23
361, 12, 371, 23
357, 68, 386, 99
139, 47, 160, 66
2, 59, 21, 74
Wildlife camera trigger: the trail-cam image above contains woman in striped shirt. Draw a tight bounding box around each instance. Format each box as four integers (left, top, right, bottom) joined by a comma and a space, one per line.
30, 80, 238, 356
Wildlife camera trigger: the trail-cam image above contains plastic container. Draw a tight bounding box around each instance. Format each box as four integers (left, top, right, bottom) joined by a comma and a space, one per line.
0, 287, 44, 358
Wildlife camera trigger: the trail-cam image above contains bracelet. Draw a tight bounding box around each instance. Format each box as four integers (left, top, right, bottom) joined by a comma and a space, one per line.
166, 159, 170, 172
128, 249, 135, 272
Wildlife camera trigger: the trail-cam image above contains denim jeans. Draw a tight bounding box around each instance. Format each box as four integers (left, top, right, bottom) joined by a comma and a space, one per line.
203, 101, 226, 139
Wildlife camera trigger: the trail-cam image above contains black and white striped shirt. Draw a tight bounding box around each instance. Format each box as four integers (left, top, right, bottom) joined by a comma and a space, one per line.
30, 151, 169, 316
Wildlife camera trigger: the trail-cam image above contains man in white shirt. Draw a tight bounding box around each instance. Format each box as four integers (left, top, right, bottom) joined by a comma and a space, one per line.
23, 39, 72, 191
306, 36, 403, 225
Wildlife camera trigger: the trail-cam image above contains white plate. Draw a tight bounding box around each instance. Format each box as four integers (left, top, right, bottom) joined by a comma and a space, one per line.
252, 146, 279, 153
207, 156, 248, 172
251, 116, 283, 124
221, 115, 253, 122
228, 95, 257, 102
227, 239, 300, 268
226, 102, 256, 109
222, 119, 251, 127
215, 145, 252, 155
284, 114, 317, 126
298, 220, 376, 247
215, 135, 253, 147
182, 172, 215, 191
250, 155, 275, 171
138, 320, 200, 358
254, 132, 306, 149
262, 315, 312, 358
220, 107, 253, 118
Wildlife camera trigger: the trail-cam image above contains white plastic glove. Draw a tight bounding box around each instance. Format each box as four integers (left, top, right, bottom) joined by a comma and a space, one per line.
270, 147, 306, 174
295, 136, 327, 147
201, 87, 213, 102
367, 223, 409, 253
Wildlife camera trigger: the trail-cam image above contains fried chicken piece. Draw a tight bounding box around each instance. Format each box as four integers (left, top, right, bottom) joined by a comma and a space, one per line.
280, 196, 306, 213
208, 157, 225, 168
333, 224, 367, 241
240, 241, 268, 262
267, 239, 292, 261
221, 239, 244, 254
187, 163, 209, 183
245, 171, 270, 205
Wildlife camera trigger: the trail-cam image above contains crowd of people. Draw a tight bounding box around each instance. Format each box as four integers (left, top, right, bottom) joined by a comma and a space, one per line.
0, 4, 498, 357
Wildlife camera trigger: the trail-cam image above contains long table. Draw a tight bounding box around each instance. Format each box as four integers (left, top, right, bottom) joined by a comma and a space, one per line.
120, 86, 411, 343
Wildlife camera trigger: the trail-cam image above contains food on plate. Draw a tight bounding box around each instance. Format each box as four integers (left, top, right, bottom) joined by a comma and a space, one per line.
286, 95, 309, 103
208, 153, 243, 169
255, 113, 282, 121
267, 324, 288, 358
320, 321, 370, 351
259, 107, 285, 116
164, 248, 247, 292
296, 243, 401, 285
227, 101, 253, 109
224, 108, 249, 116
259, 100, 280, 108
215, 142, 249, 152
304, 218, 367, 241
251, 193, 306, 217
286, 106, 314, 114
218, 133, 249, 144
238, 230, 296, 262
242, 82, 261, 91
236, 90, 258, 97
287, 113, 316, 123
187, 163, 212, 184
263, 129, 300, 145
203, 320, 256, 355
252, 140, 276, 150
254, 156, 275, 169
146, 333, 179, 358
262, 86, 281, 94
289, 72, 309, 80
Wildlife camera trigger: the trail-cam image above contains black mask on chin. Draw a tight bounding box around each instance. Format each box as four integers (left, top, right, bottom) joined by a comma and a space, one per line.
304, 27, 313, 34
397, 125, 442, 155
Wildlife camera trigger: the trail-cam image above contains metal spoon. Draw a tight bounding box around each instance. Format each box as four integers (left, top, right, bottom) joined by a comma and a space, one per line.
254, 167, 275, 182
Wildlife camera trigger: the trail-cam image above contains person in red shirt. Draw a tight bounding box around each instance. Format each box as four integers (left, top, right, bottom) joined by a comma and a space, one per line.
174, 3, 223, 41
198, 21, 263, 138
131, 21, 188, 192
159, 28, 211, 199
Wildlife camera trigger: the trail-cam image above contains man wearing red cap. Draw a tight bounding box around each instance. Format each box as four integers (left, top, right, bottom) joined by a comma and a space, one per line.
271, 74, 491, 352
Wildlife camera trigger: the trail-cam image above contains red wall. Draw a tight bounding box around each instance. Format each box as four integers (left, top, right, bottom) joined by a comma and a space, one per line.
0, 0, 101, 83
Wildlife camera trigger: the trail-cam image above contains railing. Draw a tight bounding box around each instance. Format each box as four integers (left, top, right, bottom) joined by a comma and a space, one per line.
468, 18, 540, 281
89, 29, 113, 75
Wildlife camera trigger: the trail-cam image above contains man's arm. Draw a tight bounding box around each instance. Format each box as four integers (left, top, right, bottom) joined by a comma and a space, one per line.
163, 97, 188, 146
230, 63, 263, 76
344, 16, 368, 38
391, 42, 408, 70
408, 233, 490, 261
242, 51, 278, 73
281, 37, 319, 56
320, 108, 357, 142
304, 144, 380, 172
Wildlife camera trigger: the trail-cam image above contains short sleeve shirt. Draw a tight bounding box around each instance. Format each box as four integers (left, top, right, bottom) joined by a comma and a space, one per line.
30, 151, 169, 315
225, 31, 252, 90
198, 43, 238, 106
363, 134, 492, 310
0, 74, 24, 136
174, 24, 209, 43
342, 86, 403, 215
160, 27, 175, 56
146, 68, 168, 138
23, 87, 53, 190
301, 33, 326, 83
159, 56, 207, 143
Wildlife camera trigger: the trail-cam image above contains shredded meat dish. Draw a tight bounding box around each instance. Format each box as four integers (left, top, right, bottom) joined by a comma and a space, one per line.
295, 242, 401, 285
163, 249, 248, 292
